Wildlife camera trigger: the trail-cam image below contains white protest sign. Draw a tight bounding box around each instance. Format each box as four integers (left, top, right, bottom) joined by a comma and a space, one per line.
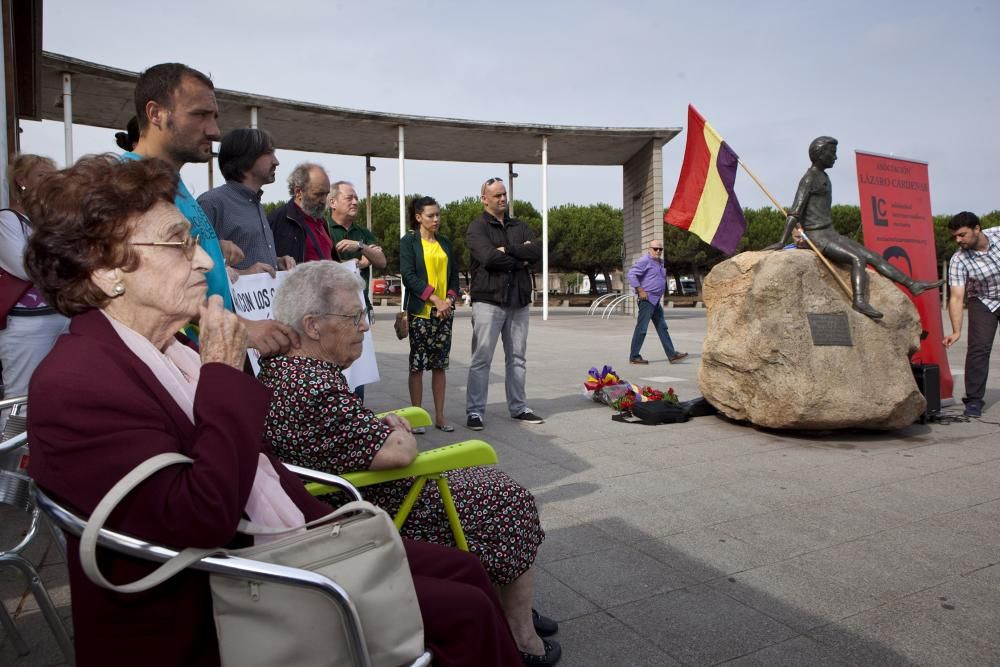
342, 262, 380, 391
230, 271, 287, 375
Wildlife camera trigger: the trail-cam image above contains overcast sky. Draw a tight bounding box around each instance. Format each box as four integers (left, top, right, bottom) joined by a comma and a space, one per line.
21, 0, 1000, 217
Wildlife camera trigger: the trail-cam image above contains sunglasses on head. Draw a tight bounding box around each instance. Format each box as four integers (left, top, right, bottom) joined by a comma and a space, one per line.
484, 177, 504, 186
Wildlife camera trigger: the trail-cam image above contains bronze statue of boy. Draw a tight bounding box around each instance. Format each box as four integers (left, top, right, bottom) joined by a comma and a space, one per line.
771, 136, 943, 319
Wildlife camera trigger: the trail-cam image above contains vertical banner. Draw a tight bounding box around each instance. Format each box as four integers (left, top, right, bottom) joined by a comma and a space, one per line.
855, 150, 953, 400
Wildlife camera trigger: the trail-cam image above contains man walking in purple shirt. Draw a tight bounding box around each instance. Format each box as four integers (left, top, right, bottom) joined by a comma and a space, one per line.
628, 240, 688, 365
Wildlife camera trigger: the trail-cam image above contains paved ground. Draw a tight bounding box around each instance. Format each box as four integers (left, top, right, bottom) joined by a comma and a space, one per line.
3, 303, 999, 666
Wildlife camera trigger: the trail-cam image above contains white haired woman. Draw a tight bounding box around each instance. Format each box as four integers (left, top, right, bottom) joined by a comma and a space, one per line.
260, 260, 562, 666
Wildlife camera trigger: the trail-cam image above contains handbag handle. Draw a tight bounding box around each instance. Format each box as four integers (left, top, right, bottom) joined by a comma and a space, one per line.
80, 452, 220, 593
238, 500, 381, 536
80, 452, 383, 592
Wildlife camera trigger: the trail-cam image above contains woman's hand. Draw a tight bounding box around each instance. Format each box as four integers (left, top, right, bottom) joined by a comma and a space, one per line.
430, 295, 452, 319
381, 413, 412, 433
198, 295, 247, 370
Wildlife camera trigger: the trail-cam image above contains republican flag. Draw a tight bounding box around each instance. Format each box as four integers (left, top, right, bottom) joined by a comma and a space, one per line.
665, 105, 746, 255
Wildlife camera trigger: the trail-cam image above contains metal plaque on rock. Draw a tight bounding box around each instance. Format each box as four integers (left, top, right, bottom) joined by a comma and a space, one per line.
807, 312, 853, 347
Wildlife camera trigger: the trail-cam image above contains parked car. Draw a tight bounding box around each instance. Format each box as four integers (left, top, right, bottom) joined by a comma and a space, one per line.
668, 277, 698, 295
373, 276, 402, 296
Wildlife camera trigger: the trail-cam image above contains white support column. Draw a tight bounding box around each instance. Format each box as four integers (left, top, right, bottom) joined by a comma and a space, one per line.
62, 73, 74, 166
365, 155, 374, 231
542, 135, 549, 320
365, 155, 374, 305
398, 126, 406, 306
250, 106, 259, 129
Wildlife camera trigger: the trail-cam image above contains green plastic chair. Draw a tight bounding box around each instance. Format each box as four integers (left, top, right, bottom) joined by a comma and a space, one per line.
304, 407, 498, 551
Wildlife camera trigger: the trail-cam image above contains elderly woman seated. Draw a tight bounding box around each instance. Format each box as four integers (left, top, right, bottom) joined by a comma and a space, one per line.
260, 260, 561, 666
23, 155, 521, 666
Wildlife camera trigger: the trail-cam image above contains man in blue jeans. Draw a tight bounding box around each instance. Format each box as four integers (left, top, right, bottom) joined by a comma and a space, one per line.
628, 240, 688, 365
464, 177, 545, 430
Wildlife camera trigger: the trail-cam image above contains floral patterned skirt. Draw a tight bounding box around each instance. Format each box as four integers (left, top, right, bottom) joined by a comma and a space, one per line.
408, 313, 453, 372
323, 466, 544, 586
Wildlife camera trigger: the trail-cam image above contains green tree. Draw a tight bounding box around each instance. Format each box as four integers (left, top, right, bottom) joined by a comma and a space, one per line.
438, 197, 481, 281
831, 204, 863, 241
738, 206, 785, 251
548, 203, 623, 293
661, 211, 727, 291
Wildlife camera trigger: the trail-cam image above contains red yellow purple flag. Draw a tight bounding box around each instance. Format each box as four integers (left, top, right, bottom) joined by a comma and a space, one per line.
665, 105, 746, 255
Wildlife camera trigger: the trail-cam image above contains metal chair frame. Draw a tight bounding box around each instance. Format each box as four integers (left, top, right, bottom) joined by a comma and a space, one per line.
0, 470, 75, 664
34, 467, 432, 667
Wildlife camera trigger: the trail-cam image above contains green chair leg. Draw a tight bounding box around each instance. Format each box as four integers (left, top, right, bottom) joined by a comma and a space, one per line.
435, 475, 469, 551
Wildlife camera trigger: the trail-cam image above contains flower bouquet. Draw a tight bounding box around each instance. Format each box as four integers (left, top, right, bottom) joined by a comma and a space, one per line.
584, 365, 678, 412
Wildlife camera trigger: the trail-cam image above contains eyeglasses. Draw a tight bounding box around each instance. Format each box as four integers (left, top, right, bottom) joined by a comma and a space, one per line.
484, 177, 504, 186
130, 234, 201, 260
316, 308, 373, 328
650, 247, 664, 252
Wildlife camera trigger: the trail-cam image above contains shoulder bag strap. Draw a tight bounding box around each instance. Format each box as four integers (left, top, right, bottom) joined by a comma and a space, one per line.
79, 452, 219, 593
237, 500, 380, 536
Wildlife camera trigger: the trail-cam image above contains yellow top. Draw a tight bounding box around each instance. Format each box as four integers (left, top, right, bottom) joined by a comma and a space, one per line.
417, 237, 449, 319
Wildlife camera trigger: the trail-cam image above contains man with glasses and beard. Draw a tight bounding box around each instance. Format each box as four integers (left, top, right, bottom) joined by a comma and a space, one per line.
269, 163, 337, 265
125, 62, 297, 356
627, 241, 688, 365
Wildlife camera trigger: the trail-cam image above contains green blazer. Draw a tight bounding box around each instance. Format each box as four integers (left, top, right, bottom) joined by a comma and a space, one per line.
399, 231, 460, 315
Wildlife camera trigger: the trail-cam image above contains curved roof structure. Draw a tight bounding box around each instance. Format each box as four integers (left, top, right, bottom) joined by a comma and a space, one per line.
39, 52, 680, 166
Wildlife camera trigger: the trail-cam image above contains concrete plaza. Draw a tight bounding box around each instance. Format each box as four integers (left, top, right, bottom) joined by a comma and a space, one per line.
3, 304, 999, 665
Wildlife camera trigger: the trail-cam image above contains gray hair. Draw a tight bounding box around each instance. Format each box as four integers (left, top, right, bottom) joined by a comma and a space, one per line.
272, 260, 365, 333
329, 180, 355, 199
286, 162, 324, 196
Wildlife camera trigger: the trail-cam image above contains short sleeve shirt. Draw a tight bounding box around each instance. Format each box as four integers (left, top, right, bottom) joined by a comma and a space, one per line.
121, 152, 233, 309
947, 227, 1000, 312
326, 219, 377, 284
257, 355, 392, 473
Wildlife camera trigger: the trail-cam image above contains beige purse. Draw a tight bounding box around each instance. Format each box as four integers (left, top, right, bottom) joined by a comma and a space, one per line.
80, 452, 424, 666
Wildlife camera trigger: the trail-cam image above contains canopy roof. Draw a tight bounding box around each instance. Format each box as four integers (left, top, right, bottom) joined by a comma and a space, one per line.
40, 52, 680, 166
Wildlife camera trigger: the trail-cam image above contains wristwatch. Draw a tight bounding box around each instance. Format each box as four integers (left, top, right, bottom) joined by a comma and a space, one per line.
357, 240, 366, 252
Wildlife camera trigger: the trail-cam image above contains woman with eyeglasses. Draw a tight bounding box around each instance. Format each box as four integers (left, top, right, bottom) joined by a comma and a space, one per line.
399, 195, 459, 432
24, 156, 523, 666
260, 260, 561, 666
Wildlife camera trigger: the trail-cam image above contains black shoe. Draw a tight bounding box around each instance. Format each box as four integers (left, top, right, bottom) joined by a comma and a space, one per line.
532, 609, 559, 637
514, 410, 545, 424
521, 639, 562, 666
629, 356, 649, 365
466, 414, 484, 431
964, 403, 983, 418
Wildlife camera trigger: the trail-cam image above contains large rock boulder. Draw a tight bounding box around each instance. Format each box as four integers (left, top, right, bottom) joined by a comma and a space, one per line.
698, 250, 925, 430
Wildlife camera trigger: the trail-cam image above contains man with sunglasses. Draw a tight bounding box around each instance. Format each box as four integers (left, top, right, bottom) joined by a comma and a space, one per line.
125, 63, 298, 357
627, 241, 688, 365
465, 177, 544, 430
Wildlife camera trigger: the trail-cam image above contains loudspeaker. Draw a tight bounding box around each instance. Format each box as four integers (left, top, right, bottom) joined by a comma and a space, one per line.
911, 363, 941, 424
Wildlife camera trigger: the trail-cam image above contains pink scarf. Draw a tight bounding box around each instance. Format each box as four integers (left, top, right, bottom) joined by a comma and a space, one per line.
104, 312, 305, 542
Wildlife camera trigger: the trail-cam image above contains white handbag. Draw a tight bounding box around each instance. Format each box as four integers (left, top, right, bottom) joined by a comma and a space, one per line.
80, 452, 424, 666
